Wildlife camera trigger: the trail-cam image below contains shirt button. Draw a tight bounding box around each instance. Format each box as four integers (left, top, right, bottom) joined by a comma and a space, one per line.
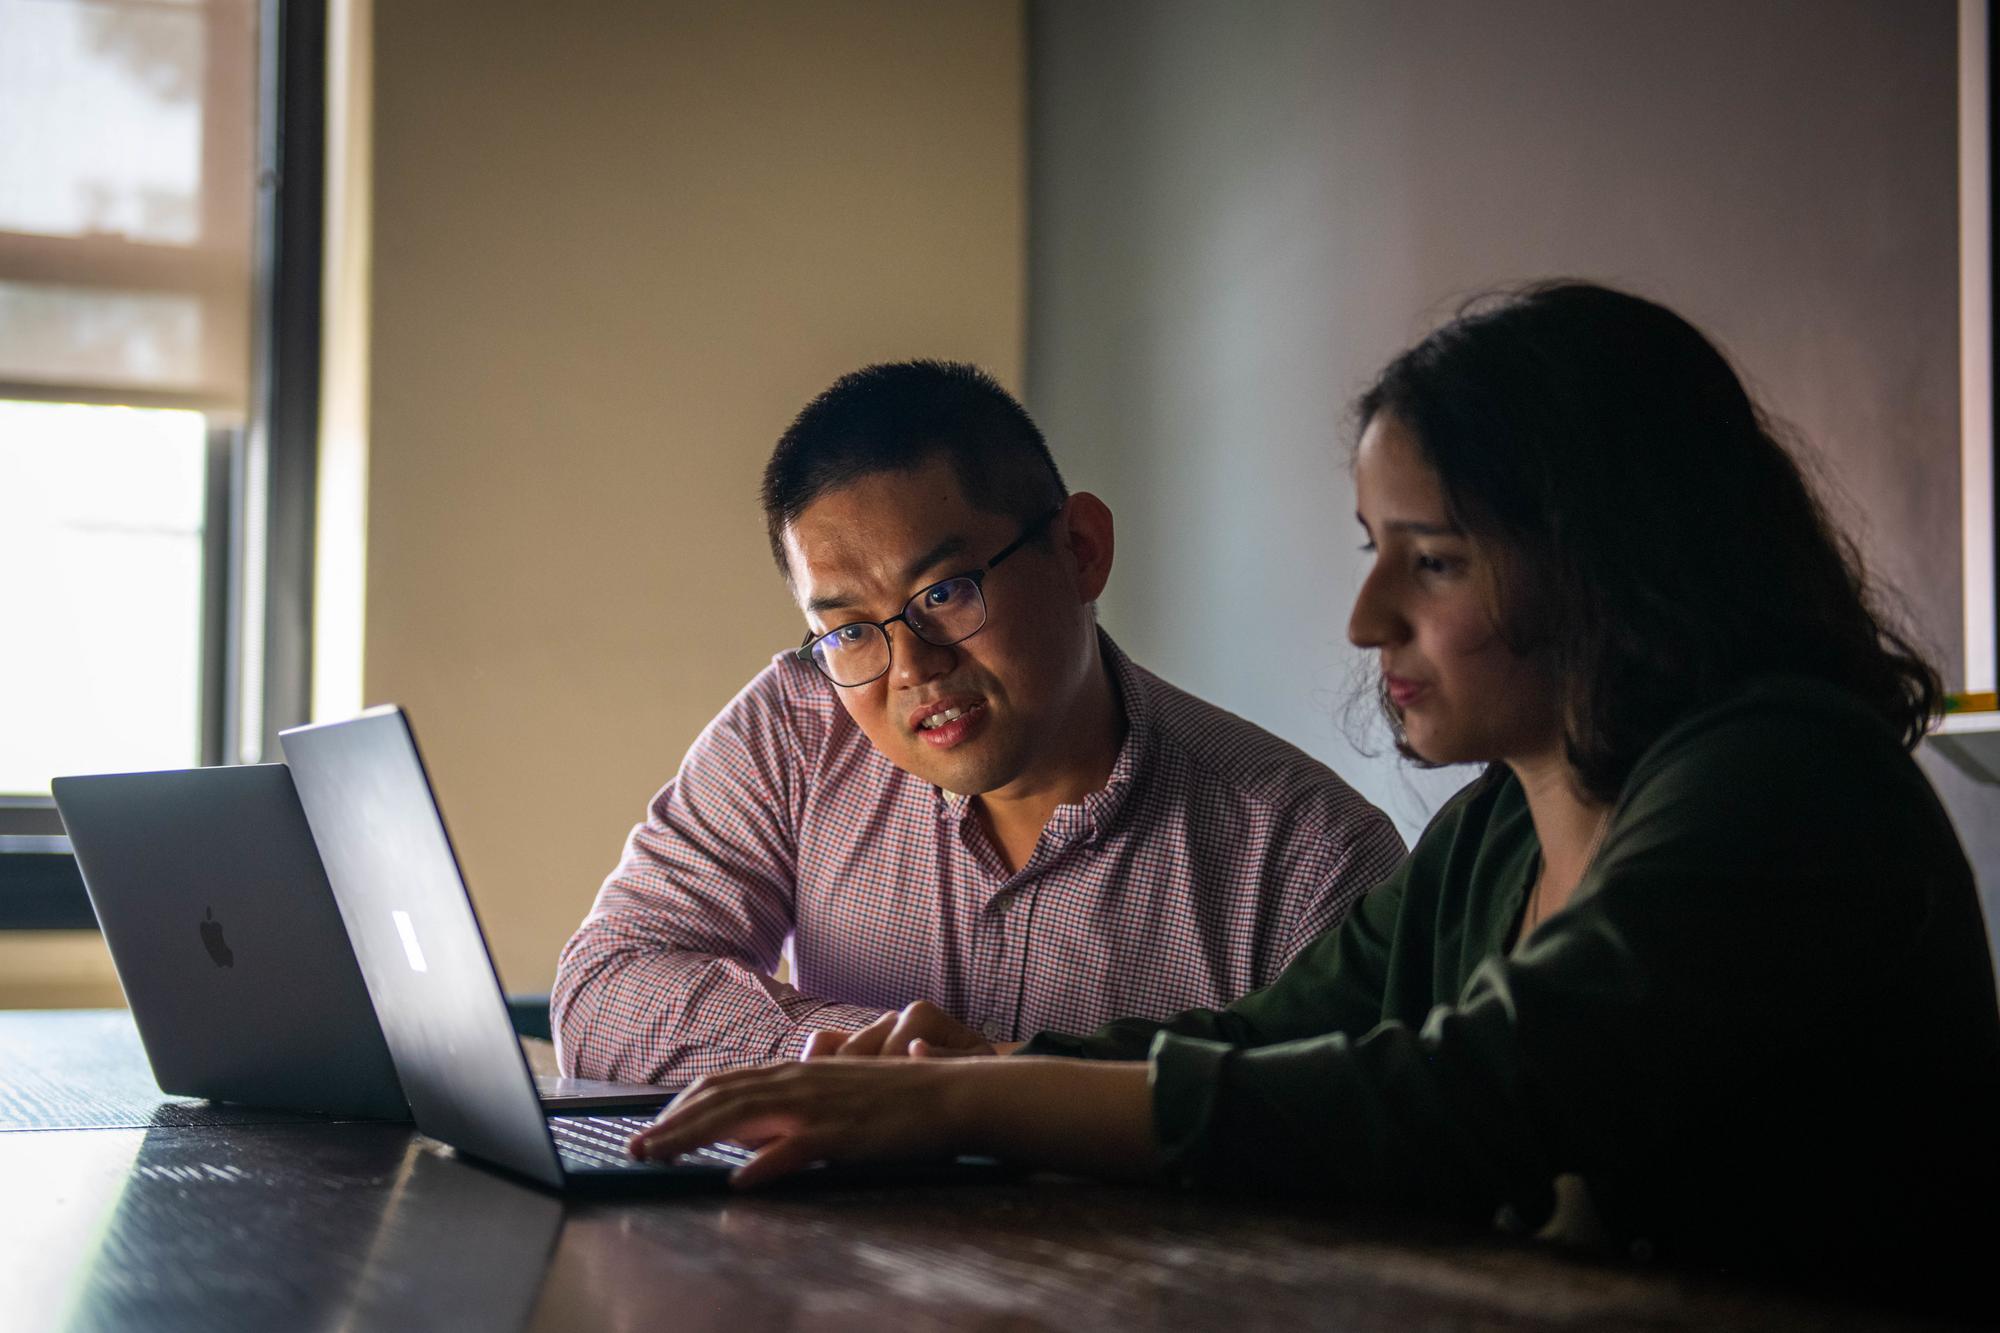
982, 1023, 1005, 1042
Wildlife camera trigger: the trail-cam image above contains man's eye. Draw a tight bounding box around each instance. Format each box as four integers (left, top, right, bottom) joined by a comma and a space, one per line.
924, 583, 958, 606
832, 625, 868, 645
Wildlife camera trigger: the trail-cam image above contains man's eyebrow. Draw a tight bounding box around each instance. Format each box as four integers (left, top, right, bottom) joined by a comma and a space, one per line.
804, 535, 975, 617
806, 591, 857, 616
901, 535, 971, 582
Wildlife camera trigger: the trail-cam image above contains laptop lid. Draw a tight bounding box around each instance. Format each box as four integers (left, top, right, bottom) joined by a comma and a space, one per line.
50, 765, 410, 1121
281, 707, 580, 1189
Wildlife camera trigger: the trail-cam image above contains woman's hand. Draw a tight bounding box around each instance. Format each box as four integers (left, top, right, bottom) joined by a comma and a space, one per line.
797, 1000, 1024, 1059
629, 1057, 970, 1187
627, 1056, 1160, 1188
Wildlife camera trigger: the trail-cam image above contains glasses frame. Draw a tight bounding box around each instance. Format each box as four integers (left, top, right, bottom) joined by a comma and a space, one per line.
793, 504, 1066, 688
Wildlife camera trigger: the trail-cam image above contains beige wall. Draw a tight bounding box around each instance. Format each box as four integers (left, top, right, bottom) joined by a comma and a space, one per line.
349, 1, 1024, 991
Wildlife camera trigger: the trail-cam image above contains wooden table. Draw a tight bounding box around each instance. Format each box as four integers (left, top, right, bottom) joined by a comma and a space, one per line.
0, 1011, 1980, 1331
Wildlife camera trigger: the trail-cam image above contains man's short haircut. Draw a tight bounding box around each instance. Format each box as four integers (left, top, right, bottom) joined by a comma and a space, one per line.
761, 360, 1068, 575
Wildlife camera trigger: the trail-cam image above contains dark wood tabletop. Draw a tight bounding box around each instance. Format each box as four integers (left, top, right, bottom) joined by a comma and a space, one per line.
1, 1010, 1986, 1332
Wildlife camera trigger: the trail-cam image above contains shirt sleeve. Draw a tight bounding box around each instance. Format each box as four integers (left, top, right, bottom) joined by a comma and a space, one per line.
1145, 692, 1990, 1250
1019, 854, 1414, 1061
1019, 772, 1497, 1063
1280, 805, 1407, 968
551, 668, 890, 1083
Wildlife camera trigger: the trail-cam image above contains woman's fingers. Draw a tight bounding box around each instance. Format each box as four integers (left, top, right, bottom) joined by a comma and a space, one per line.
632, 1068, 800, 1158
731, 1134, 824, 1189
627, 1059, 962, 1173
637, 1096, 776, 1162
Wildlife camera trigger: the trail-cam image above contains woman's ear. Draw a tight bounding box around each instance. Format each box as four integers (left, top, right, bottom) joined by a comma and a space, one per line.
1060, 493, 1115, 603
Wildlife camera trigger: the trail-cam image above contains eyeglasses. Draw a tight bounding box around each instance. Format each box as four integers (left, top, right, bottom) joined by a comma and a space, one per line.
794, 506, 1065, 688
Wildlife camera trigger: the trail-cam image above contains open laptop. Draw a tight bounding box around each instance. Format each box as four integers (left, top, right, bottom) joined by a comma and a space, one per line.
51, 765, 669, 1122
282, 706, 1014, 1194
280, 707, 751, 1190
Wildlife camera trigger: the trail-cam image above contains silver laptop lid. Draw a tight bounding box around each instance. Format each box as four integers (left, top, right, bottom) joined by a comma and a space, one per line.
280, 707, 566, 1187
50, 764, 409, 1121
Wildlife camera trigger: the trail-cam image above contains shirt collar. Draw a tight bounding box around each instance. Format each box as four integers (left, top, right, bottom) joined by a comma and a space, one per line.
936, 628, 1151, 845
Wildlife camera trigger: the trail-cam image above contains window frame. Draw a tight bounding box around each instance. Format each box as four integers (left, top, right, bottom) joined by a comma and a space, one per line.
0, 0, 326, 928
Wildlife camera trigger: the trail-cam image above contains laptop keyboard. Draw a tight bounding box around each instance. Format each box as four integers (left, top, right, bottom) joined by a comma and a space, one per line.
548, 1114, 756, 1173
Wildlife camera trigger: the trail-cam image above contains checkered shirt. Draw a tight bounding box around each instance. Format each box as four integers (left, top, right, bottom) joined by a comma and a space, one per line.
551, 633, 1406, 1083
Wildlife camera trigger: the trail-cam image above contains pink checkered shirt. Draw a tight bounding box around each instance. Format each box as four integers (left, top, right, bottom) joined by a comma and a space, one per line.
552, 633, 1405, 1083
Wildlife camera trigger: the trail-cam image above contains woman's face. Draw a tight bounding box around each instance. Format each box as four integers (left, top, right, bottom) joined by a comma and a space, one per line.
1347, 412, 1561, 768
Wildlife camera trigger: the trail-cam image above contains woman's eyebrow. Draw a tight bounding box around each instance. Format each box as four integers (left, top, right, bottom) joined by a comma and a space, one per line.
1382, 518, 1463, 537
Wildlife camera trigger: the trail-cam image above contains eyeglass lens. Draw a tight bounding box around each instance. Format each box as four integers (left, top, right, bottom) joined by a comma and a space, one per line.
810, 576, 986, 685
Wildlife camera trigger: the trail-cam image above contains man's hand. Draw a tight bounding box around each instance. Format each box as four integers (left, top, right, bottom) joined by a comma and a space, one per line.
798, 1000, 1024, 1060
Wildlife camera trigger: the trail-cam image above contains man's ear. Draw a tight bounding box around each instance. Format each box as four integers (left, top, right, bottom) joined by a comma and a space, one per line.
1060, 492, 1115, 603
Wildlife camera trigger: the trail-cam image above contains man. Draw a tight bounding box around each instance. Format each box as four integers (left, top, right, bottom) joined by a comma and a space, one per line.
553, 361, 1404, 1083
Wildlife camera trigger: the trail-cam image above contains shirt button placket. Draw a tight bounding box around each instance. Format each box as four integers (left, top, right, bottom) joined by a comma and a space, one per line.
974, 888, 1012, 1039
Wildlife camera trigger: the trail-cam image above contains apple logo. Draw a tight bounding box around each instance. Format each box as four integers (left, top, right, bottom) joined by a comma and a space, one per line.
200, 906, 234, 969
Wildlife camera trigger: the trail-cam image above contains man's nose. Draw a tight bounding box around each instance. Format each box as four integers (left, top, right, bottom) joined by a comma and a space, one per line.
888, 621, 955, 686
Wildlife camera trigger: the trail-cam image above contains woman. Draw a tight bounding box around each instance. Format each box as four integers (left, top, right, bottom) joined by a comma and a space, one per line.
632, 283, 2000, 1273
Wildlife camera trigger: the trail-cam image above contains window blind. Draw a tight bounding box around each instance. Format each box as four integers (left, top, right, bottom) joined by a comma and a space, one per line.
0, 0, 257, 419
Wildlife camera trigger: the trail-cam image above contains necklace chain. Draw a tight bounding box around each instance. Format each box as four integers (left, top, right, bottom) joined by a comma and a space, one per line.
1522, 806, 1612, 937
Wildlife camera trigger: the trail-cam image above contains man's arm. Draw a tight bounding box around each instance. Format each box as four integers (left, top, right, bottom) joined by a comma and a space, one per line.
1281, 805, 1407, 969
551, 668, 890, 1083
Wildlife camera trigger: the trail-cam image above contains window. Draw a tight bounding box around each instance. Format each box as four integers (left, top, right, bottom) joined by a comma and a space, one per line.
0, 0, 323, 924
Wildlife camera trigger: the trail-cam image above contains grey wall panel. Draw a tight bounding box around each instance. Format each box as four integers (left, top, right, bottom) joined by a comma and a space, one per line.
1029, 0, 1976, 861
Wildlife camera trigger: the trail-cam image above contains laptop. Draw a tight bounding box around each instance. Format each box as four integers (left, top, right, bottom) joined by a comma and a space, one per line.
282, 706, 1015, 1194
280, 707, 752, 1190
51, 765, 670, 1122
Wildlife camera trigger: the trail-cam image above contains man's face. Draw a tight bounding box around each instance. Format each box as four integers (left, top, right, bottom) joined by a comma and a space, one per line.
782, 456, 1101, 799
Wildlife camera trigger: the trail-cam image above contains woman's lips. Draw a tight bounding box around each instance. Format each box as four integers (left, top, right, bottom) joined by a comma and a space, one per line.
1385, 675, 1427, 708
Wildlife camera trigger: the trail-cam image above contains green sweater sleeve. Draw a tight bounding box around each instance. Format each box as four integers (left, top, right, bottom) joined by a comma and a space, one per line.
1147, 683, 2000, 1252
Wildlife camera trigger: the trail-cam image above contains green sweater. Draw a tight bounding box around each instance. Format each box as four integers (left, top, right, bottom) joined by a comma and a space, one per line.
1025, 677, 2000, 1268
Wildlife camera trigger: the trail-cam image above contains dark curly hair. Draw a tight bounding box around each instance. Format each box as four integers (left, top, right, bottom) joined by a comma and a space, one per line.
1356, 281, 1941, 801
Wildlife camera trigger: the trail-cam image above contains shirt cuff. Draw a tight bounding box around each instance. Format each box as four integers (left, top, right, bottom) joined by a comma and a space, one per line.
1148, 1030, 1235, 1185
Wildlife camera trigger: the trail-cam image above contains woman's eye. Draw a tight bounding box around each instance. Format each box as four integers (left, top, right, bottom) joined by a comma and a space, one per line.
1358, 541, 1377, 554
1414, 552, 1459, 576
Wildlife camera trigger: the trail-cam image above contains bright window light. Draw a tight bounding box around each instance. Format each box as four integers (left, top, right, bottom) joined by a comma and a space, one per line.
0, 399, 206, 794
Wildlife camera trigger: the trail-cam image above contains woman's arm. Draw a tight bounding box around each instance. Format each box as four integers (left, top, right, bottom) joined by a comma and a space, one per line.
629, 1056, 1159, 1187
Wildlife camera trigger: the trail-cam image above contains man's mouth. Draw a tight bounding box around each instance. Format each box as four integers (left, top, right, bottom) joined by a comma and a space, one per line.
909, 697, 989, 749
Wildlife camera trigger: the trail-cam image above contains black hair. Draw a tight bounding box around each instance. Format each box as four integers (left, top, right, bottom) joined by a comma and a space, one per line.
1356, 280, 1941, 801
761, 360, 1067, 573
